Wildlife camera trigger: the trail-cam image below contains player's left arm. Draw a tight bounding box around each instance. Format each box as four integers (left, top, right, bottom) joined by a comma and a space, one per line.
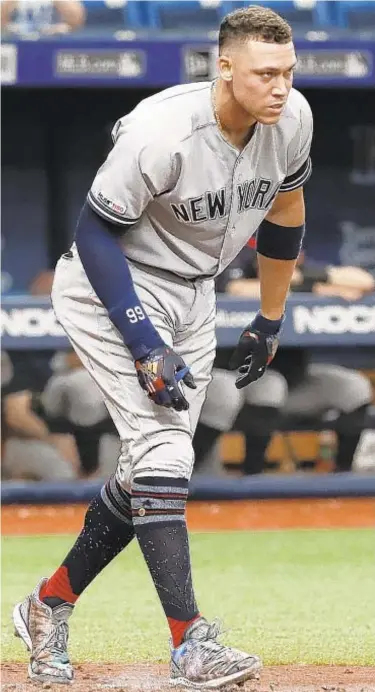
256, 92, 313, 321
229, 94, 312, 388
228, 188, 306, 388
257, 185, 305, 320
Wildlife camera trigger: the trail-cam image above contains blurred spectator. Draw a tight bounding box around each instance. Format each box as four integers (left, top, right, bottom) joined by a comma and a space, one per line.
1, 271, 79, 481
224, 246, 375, 301
2, 268, 119, 479
1, 0, 86, 37
41, 350, 120, 479
194, 245, 374, 475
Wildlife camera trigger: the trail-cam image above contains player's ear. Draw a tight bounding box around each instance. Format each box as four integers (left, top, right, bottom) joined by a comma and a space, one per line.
217, 54, 233, 81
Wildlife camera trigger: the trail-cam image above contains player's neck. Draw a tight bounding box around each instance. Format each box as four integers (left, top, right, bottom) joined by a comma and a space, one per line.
213, 79, 257, 150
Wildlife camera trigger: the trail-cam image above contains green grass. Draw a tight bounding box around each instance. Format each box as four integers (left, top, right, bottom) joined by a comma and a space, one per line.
2, 529, 375, 665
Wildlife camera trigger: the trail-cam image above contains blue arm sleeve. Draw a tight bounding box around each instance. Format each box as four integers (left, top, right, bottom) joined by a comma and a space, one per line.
75, 202, 164, 360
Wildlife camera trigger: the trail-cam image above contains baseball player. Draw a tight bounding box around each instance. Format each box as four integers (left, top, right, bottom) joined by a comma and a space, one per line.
13, 6, 312, 689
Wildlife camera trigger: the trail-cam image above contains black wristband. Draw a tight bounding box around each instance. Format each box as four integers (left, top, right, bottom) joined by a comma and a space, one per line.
257, 220, 305, 260
252, 311, 284, 335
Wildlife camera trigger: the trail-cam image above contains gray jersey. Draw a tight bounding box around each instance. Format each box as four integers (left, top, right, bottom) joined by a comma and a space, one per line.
88, 82, 312, 280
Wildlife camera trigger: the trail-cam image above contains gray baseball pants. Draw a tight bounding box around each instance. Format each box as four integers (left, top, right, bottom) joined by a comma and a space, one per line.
52, 248, 216, 489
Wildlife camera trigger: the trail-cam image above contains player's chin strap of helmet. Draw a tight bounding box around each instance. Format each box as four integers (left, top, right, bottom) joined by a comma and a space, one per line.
75, 203, 196, 410
229, 219, 305, 388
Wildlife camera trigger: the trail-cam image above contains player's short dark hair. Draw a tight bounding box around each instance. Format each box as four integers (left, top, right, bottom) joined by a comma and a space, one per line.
219, 5, 293, 53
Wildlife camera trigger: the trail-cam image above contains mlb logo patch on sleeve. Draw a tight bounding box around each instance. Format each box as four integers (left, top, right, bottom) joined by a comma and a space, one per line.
98, 192, 127, 216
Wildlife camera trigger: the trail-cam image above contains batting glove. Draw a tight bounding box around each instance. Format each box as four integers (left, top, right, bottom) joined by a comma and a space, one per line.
228, 312, 284, 389
135, 346, 196, 411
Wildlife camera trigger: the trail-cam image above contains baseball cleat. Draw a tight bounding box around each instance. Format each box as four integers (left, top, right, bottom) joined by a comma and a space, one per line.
13, 578, 74, 685
170, 616, 262, 689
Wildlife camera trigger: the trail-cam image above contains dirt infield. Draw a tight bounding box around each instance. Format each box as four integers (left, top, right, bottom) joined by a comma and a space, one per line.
2, 663, 375, 691
2, 497, 375, 535
2, 499, 375, 690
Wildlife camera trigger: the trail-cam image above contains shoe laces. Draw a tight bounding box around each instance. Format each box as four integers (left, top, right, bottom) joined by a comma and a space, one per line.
45, 620, 69, 661
194, 619, 246, 670
202, 618, 223, 642
193, 619, 228, 653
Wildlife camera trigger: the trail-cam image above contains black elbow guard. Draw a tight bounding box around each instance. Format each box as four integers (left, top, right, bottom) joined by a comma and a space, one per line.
257, 220, 305, 260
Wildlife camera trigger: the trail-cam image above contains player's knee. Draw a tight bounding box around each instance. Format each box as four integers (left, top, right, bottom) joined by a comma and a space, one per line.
130, 475, 189, 528
245, 370, 288, 409
115, 430, 194, 488
199, 368, 244, 431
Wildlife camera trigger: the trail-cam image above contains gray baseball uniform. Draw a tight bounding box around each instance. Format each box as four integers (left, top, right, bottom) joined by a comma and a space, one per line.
52, 81, 313, 489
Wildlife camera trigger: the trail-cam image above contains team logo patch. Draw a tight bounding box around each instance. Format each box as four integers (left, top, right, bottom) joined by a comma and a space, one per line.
98, 191, 127, 216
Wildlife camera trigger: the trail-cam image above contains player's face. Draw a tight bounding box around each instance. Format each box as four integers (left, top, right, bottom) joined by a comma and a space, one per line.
221, 40, 297, 124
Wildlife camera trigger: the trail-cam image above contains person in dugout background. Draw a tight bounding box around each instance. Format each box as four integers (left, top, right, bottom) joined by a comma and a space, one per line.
2, 267, 120, 482
41, 350, 120, 479
1, 0, 85, 36
1, 272, 79, 481
194, 239, 375, 474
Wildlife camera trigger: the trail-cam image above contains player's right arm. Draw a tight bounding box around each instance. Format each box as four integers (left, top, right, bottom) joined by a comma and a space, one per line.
75, 127, 195, 411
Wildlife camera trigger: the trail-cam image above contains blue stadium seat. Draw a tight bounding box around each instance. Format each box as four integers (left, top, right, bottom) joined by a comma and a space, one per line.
83, 1, 145, 31
145, 1, 226, 32
220, 1, 332, 33
334, 1, 375, 32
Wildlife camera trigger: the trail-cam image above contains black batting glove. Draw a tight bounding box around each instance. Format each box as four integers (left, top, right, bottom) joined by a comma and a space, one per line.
135, 345, 196, 411
228, 312, 284, 389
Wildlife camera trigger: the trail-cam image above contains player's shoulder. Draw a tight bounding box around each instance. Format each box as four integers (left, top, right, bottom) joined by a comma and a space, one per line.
112, 82, 213, 151
282, 88, 313, 127
273, 88, 312, 145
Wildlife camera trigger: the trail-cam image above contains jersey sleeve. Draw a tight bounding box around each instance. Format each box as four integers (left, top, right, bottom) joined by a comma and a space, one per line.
279, 96, 313, 193
87, 129, 179, 227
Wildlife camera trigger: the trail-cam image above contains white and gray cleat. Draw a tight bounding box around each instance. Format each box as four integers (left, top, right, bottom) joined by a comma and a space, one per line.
170, 616, 262, 689
13, 578, 74, 685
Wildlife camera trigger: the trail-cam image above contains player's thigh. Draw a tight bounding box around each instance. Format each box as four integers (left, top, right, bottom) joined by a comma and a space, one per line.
244, 369, 288, 409
199, 368, 244, 432
52, 254, 194, 486
174, 287, 217, 434
98, 434, 121, 479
